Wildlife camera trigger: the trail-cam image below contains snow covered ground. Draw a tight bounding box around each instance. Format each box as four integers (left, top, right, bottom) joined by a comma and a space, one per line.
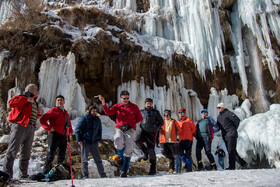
16, 169, 280, 187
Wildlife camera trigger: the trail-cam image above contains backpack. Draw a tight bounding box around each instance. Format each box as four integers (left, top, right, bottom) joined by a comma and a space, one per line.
45, 163, 72, 181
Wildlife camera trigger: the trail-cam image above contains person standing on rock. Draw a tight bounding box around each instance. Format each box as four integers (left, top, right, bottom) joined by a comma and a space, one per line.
75, 106, 107, 179
216, 103, 248, 170
195, 109, 217, 171
135, 98, 164, 175
99, 90, 143, 178
40, 95, 73, 174
177, 108, 196, 172
3, 84, 43, 179
160, 110, 182, 174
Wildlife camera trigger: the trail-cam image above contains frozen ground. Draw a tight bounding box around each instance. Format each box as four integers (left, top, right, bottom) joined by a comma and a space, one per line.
16, 169, 280, 187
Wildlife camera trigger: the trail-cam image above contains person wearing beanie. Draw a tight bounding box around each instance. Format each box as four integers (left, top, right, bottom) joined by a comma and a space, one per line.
75, 106, 107, 179
160, 110, 182, 174
195, 109, 217, 171
99, 91, 143, 177
216, 103, 248, 170
135, 98, 164, 175
177, 108, 196, 172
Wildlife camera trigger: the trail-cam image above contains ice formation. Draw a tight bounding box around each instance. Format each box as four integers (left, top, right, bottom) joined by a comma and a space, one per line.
237, 104, 280, 167
117, 74, 203, 122
38, 52, 86, 119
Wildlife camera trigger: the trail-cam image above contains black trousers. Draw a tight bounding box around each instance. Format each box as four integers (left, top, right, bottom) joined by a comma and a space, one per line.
196, 137, 215, 164
135, 131, 157, 161
179, 139, 193, 158
43, 131, 67, 174
224, 136, 247, 169
161, 143, 175, 170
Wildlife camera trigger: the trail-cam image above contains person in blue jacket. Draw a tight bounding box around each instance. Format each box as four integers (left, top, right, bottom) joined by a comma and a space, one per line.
75, 106, 107, 178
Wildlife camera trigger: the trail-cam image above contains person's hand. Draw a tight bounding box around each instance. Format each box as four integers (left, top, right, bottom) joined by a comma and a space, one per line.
38, 107, 44, 115
98, 142, 102, 147
99, 95, 106, 105
27, 97, 34, 103
78, 141, 83, 145
50, 127, 54, 132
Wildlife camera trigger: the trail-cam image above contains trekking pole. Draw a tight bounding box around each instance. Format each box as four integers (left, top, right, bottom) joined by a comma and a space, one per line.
64, 117, 75, 187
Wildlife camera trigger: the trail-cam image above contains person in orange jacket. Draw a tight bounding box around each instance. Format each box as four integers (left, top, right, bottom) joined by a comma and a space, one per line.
160, 110, 182, 174
177, 108, 196, 172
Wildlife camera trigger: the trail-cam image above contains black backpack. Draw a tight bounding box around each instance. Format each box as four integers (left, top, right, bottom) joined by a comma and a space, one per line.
46, 163, 72, 181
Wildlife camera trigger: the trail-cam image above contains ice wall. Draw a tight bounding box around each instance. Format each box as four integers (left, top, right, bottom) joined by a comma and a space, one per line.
117, 74, 203, 122
0, 0, 14, 25
38, 52, 86, 119
237, 104, 280, 168
207, 87, 239, 120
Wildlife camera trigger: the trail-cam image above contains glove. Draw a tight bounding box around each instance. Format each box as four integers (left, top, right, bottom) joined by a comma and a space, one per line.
119, 124, 132, 132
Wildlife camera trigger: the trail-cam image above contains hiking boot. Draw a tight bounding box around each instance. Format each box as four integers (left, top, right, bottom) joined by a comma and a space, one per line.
148, 160, 156, 175
211, 163, 217, 170
119, 172, 127, 178
197, 162, 204, 171
148, 170, 157, 175
167, 169, 174, 174
143, 153, 149, 161
111, 155, 123, 167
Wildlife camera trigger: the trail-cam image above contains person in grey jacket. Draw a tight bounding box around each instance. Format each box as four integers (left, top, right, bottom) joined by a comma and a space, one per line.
216, 103, 247, 170
75, 106, 107, 178
135, 98, 164, 175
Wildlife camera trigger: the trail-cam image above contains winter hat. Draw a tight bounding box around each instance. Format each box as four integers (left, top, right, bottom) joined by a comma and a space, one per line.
201, 109, 208, 113
217, 103, 225, 108
164, 110, 171, 116
179, 108, 186, 113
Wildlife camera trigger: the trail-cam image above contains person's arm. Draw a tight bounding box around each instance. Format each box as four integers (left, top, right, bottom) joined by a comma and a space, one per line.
99, 95, 117, 116
75, 116, 85, 144
215, 151, 218, 155
175, 121, 182, 135
98, 119, 102, 141
155, 110, 164, 128
39, 109, 54, 131
8, 96, 29, 108
135, 106, 143, 124
228, 111, 240, 129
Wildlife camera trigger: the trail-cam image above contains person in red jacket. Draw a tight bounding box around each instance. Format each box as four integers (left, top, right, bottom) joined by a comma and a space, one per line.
99, 90, 143, 178
3, 84, 43, 179
177, 108, 196, 172
40, 95, 73, 174
160, 110, 182, 174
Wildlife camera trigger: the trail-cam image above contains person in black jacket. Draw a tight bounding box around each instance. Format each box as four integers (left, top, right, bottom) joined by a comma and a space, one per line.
216, 103, 247, 170
215, 146, 226, 169
135, 98, 164, 175
75, 106, 107, 178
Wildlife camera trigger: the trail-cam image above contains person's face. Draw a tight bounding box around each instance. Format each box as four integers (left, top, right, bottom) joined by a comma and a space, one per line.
164, 113, 171, 120
56, 97, 65, 108
217, 107, 224, 113
29, 88, 38, 97
201, 112, 208, 119
178, 111, 185, 118
145, 102, 153, 110
91, 109, 97, 116
120, 95, 130, 105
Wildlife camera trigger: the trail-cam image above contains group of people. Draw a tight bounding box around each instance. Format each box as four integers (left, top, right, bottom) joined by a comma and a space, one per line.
2, 84, 247, 180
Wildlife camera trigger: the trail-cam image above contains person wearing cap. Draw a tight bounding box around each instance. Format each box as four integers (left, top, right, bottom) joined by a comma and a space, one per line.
216, 103, 248, 170
99, 90, 143, 177
176, 108, 196, 172
136, 98, 164, 175
160, 110, 182, 174
195, 109, 217, 171
75, 106, 107, 179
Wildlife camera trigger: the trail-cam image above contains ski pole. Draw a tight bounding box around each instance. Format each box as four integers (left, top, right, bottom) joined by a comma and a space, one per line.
64, 117, 75, 187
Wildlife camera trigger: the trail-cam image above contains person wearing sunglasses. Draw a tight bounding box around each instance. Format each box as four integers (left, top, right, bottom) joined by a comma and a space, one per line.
176, 108, 196, 172
216, 103, 248, 170
195, 109, 217, 171
99, 90, 143, 177
159, 110, 182, 174
135, 98, 164, 175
